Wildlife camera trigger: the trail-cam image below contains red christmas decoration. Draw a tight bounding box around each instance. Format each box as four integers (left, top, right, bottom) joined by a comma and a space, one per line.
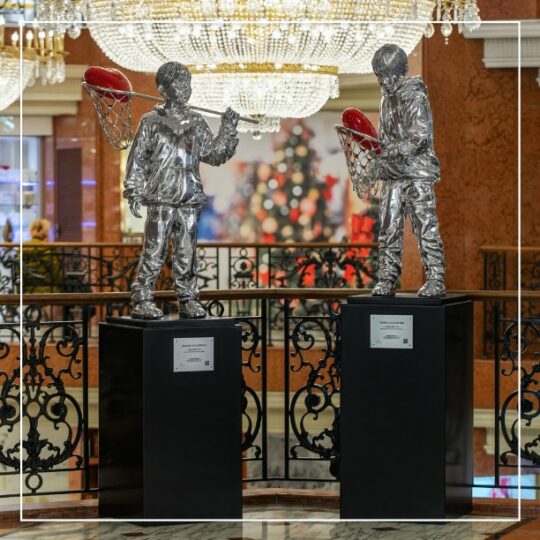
323, 174, 338, 201
274, 172, 286, 187
351, 213, 376, 257
296, 257, 316, 287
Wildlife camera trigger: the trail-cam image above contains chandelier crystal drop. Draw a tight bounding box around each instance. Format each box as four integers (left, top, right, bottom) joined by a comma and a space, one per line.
432, 0, 482, 42
35, 0, 480, 132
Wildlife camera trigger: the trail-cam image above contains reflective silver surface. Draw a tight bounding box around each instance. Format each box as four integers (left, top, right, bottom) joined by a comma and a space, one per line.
2, 509, 513, 539
124, 62, 239, 317
370, 44, 445, 297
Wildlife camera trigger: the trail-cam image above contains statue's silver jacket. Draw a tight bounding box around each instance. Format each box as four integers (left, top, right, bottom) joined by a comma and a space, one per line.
124, 106, 238, 208
379, 76, 440, 183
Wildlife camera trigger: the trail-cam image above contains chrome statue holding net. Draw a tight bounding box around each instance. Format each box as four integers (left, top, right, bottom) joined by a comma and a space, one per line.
125, 62, 240, 319
336, 44, 446, 298
83, 62, 242, 319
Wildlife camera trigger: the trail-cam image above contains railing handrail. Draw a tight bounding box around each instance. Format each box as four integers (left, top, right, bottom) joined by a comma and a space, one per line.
0, 241, 379, 249
480, 245, 540, 253
0, 289, 534, 306
4, 243, 537, 251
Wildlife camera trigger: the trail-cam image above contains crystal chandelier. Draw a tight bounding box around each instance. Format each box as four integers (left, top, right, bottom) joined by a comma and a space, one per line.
37, 0, 480, 133
0, 13, 67, 111
424, 0, 481, 41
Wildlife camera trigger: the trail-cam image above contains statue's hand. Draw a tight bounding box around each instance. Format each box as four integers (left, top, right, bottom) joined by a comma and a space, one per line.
129, 198, 142, 218
222, 107, 240, 129
381, 142, 400, 161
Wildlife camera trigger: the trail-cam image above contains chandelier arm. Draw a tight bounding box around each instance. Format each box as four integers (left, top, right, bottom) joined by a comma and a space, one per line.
81, 82, 259, 124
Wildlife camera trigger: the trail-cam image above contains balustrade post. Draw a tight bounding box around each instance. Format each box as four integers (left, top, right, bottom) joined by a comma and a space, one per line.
494, 300, 501, 488
98, 245, 103, 292
268, 245, 272, 289
283, 298, 290, 481
216, 245, 221, 290
483, 251, 489, 358
261, 298, 268, 481
82, 304, 90, 493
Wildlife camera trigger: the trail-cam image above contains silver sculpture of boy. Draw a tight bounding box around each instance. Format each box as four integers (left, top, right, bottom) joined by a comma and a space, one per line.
371, 44, 446, 297
124, 62, 240, 319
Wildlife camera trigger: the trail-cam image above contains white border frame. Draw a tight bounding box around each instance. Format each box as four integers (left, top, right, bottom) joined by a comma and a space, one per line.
17, 17, 522, 525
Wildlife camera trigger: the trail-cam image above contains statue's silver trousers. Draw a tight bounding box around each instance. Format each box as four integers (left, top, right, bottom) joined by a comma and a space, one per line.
131, 204, 200, 304
377, 178, 445, 284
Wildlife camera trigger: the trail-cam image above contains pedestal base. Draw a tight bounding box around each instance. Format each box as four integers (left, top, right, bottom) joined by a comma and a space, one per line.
340, 294, 473, 519
99, 316, 242, 520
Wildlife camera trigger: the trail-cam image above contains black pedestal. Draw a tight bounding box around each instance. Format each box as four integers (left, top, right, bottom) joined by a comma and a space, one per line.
99, 316, 242, 520
340, 294, 473, 519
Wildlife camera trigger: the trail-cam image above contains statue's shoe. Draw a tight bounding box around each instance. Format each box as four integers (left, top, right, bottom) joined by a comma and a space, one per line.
418, 279, 446, 297
179, 299, 207, 319
131, 300, 164, 320
372, 280, 396, 296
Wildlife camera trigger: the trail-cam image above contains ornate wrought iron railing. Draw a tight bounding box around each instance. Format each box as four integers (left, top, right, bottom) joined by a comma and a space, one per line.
0, 241, 378, 294
0, 289, 538, 499
0, 304, 91, 497
490, 301, 540, 490
481, 246, 540, 356
0, 241, 378, 341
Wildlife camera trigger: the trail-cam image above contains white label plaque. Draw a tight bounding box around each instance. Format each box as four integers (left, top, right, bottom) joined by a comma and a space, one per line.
370, 315, 413, 349
173, 337, 214, 372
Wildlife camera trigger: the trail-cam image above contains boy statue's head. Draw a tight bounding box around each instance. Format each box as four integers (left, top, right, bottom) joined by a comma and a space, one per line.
371, 44, 408, 94
155, 62, 192, 104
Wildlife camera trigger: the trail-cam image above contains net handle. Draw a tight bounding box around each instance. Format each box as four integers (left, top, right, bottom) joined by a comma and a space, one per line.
334, 124, 382, 145
81, 81, 259, 124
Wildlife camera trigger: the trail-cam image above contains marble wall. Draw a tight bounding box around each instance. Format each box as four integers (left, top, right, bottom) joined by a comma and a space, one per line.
415, 0, 540, 293
406, 2, 540, 359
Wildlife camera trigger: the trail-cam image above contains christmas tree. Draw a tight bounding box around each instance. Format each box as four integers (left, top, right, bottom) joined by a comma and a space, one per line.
246, 120, 334, 243
221, 118, 381, 289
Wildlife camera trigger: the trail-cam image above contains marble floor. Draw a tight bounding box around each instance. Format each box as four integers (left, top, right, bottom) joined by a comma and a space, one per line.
0, 507, 525, 540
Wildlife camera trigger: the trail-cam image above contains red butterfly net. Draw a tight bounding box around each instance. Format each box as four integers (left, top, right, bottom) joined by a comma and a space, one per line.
335, 108, 382, 199
82, 67, 134, 151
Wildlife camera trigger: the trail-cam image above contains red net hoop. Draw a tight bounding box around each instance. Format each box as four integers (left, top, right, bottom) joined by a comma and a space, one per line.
82, 82, 134, 151
335, 124, 382, 199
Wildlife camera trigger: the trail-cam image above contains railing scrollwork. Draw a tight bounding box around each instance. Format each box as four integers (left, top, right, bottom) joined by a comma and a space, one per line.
0, 304, 90, 495
0, 289, 538, 497
496, 307, 540, 469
